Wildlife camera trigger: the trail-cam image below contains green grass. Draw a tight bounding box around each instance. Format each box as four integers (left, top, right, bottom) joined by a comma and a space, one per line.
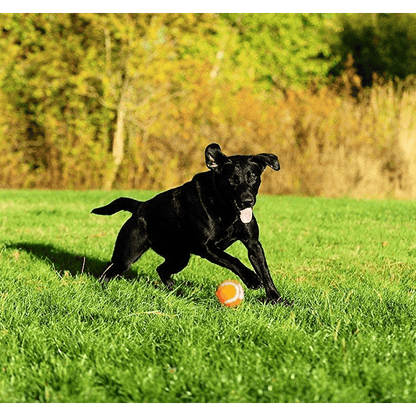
1, 189, 416, 403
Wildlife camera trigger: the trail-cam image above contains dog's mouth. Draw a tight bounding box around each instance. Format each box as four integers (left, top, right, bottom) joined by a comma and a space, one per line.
239, 207, 253, 224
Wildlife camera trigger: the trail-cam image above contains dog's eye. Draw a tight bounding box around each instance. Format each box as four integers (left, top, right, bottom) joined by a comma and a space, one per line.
229, 175, 239, 186
247, 172, 257, 184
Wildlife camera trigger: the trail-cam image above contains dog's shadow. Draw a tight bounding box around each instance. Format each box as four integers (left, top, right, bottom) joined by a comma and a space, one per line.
5, 242, 134, 280
4, 243, 290, 305
4, 242, 204, 296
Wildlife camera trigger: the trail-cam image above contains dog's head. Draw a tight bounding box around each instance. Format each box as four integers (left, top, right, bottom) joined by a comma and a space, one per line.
205, 143, 280, 223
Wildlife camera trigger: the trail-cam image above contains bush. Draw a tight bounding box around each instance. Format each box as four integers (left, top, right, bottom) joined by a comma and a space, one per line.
1, 13, 416, 199
331, 13, 416, 87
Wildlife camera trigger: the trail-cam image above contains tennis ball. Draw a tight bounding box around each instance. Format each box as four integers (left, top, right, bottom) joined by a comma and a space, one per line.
216, 279, 244, 308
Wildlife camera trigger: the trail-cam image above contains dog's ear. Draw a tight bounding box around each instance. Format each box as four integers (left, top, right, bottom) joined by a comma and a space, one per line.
252, 153, 280, 172
205, 143, 229, 171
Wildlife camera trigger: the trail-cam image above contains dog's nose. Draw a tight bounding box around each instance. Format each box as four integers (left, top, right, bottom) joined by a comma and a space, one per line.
241, 194, 254, 208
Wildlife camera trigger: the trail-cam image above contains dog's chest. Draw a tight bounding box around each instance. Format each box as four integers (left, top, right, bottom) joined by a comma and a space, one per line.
207, 215, 241, 249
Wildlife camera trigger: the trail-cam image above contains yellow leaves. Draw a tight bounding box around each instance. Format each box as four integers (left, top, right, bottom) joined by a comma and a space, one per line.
212, 106, 221, 115
1, 14, 416, 196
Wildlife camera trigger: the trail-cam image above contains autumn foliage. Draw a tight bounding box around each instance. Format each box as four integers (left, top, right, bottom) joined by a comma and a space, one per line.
1, 13, 416, 198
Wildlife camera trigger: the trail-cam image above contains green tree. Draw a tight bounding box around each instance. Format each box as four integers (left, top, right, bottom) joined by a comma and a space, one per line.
220, 13, 341, 92
0, 13, 230, 188
0, 14, 110, 186
330, 13, 416, 87
2, 13, 364, 191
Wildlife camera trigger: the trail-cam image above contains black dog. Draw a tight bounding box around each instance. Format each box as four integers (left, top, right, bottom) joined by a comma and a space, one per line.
92, 143, 291, 305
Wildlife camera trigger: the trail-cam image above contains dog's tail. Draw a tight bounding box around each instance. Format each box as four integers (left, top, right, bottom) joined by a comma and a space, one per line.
91, 197, 142, 216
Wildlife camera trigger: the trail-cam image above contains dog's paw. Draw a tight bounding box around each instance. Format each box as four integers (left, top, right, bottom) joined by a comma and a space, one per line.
246, 279, 263, 290
161, 277, 175, 291
242, 271, 263, 290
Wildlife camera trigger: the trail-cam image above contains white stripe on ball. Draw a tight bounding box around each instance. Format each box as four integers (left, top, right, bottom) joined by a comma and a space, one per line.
222, 281, 244, 305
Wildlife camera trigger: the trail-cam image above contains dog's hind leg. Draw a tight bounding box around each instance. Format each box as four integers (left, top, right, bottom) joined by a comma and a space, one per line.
99, 217, 149, 285
156, 254, 191, 290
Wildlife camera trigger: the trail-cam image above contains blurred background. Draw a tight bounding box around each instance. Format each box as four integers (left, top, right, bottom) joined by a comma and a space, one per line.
0, 13, 416, 198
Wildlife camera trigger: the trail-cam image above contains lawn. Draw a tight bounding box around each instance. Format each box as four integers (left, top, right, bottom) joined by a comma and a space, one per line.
0, 190, 416, 402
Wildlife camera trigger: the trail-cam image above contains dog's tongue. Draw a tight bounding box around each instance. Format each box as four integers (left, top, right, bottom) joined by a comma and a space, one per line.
240, 207, 253, 224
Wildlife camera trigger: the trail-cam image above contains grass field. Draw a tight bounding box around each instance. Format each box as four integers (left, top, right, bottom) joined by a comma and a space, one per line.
1, 189, 416, 403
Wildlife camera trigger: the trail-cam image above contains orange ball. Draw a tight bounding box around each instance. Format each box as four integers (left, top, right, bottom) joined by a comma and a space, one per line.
216, 279, 244, 308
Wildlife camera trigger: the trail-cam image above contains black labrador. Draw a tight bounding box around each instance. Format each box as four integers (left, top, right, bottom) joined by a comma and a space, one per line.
92, 143, 291, 305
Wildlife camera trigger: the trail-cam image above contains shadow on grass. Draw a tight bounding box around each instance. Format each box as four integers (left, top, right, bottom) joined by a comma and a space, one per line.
4, 242, 205, 298
5, 242, 136, 281
5, 242, 293, 306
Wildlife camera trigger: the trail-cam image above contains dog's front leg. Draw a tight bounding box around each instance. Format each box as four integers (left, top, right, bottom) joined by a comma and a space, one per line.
245, 240, 293, 306
201, 246, 262, 289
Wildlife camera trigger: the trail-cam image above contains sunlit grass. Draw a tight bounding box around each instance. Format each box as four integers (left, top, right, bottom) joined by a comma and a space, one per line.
1, 190, 416, 402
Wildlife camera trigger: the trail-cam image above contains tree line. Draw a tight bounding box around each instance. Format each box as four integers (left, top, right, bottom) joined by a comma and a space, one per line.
1, 13, 416, 197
